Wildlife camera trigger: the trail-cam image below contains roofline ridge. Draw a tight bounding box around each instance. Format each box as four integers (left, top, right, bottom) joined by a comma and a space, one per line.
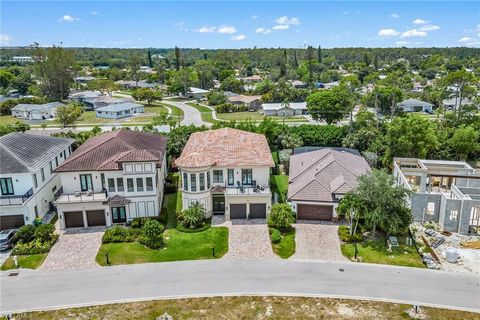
0, 144, 31, 172
290, 150, 332, 181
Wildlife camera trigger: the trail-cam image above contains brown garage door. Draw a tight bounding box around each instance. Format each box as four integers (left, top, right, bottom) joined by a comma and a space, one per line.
297, 204, 333, 221
249, 203, 266, 219
86, 210, 106, 226
0, 215, 24, 230
230, 204, 247, 219
64, 211, 84, 228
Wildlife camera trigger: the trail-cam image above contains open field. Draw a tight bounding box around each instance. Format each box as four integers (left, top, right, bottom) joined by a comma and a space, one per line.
7, 296, 478, 320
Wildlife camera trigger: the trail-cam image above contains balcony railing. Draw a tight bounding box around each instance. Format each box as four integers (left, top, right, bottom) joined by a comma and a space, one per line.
0, 188, 33, 206
55, 190, 108, 203
225, 185, 271, 196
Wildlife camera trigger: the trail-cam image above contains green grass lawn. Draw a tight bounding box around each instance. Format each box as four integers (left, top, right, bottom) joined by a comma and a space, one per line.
341, 236, 425, 268
217, 111, 265, 121
78, 111, 114, 124
271, 174, 289, 202
271, 229, 296, 259
186, 102, 218, 123
1, 253, 47, 271
0, 115, 26, 125
159, 103, 184, 118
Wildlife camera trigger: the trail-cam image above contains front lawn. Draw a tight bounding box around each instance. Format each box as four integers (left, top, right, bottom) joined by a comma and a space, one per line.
217, 111, 264, 121
271, 229, 296, 259
96, 227, 228, 266
0, 115, 26, 125
341, 236, 425, 268
186, 102, 218, 123
1, 253, 47, 271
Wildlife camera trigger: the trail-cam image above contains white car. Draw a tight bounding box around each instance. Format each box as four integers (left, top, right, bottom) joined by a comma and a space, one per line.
0, 229, 17, 251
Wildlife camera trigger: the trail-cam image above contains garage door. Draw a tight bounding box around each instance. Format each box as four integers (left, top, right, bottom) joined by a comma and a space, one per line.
86, 210, 106, 227
230, 204, 247, 219
297, 204, 333, 221
0, 215, 24, 230
249, 203, 266, 219
64, 211, 84, 228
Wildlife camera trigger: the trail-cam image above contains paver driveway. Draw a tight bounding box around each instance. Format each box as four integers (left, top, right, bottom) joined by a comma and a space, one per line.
213, 217, 277, 260
292, 222, 348, 261
40, 227, 105, 272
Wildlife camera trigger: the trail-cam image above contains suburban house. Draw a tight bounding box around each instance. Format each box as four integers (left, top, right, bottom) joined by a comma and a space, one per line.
227, 95, 262, 111
115, 80, 165, 90
11, 102, 64, 120
54, 130, 168, 229
442, 97, 472, 111
175, 128, 274, 220
239, 75, 262, 83
0, 133, 75, 230
288, 148, 370, 221
74, 76, 95, 84
290, 80, 308, 89
11, 56, 33, 63
397, 98, 434, 113
260, 102, 308, 116
84, 96, 135, 110
95, 102, 144, 119
393, 158, 480, 234
184, 87, 210, 100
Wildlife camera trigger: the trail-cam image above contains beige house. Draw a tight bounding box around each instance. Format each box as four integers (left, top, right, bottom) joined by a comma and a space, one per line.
227, 95, 262, 111
175, 128, 274, 220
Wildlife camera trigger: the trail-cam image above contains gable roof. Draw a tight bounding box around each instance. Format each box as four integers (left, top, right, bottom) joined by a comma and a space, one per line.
96, 102, 143, 112
0, 133, 74, 174
11, 102, 64, 112
288, 148, 370, 202
227, 95, 262, 104
55, 130, 167, 172
397, 98, 433, 108
175, 128, 274, 168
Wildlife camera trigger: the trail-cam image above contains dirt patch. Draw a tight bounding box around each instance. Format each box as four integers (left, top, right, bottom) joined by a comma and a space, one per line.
11, 296, 478, 320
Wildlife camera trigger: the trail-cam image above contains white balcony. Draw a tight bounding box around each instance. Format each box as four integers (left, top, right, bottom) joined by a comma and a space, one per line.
56, 190, 107, 204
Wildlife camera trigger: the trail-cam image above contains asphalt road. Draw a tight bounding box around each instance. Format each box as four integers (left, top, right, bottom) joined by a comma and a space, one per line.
1, 260, 479, 314
162, 100, 210, 127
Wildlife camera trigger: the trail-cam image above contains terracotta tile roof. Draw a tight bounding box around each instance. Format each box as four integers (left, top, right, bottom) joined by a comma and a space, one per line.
175, 128, 274, 168
288, 148, 370, 202
55, 129, 167, 172
227, 95, 262, 104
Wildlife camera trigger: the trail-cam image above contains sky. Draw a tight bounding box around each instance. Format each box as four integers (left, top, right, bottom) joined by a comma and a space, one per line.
1, 1, 479, 49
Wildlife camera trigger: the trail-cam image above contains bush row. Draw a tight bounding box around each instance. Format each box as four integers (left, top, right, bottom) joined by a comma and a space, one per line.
338, 225, 363, 243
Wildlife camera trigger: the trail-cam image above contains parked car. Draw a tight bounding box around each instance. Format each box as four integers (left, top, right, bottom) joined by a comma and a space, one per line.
0, 229, 17, 251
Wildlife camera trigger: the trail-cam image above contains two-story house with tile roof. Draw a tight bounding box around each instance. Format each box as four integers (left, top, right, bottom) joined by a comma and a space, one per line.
54, 130, 167, 229
175, 128, 275, 220
0, 133, 75, 230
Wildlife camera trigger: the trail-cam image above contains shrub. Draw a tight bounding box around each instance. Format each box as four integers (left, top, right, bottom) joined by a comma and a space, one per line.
270, 228, 281, 244
13, 225, 35, 244
34, 224, 55, 242
142, 219, 165, 238
338, 225, 363, 243
131, 216, 163, 229
268, 203, 295, 232
102, 226, 140, 243
176, 218, 211, 233
11, 235, 58, 255
178, 203, 206, 229
164, 183, 177, 194
33, 217, 43, 227
138, 235, 163, 249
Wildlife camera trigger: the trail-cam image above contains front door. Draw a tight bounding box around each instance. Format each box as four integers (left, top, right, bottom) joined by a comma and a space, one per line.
212, 196, 225, 215
111, 206, 127, 223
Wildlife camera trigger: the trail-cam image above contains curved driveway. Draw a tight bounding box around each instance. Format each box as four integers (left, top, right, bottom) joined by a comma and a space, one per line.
1, 260, 479, 314
162, 100, 210, 127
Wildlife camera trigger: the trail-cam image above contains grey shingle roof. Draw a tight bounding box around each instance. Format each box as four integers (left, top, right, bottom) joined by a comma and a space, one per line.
397, 98, 433, 108
11, 102, 64, 112
96, 103, 143, 112
0, 133, 75, 174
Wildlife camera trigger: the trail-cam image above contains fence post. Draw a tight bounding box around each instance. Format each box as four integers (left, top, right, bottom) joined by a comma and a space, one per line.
105, 252, 110, 265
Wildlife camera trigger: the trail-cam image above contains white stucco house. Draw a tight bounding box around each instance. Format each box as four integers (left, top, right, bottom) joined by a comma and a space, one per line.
260, 102, 308, 117
95, 102, 144, 119
54, 130, 167, 229
397, 98, 434, 113
0, 133, 74, 230
11, 102, 64, 120
175, 128, 274, 220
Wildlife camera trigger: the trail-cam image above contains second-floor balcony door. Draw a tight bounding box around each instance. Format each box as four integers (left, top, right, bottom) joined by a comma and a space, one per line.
80, 174, 93, 192
241, 169, 252, 186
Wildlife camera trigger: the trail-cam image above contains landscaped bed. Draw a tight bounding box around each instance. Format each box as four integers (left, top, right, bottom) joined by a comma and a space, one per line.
270, 228, 296, 259
267, 203, 296, 259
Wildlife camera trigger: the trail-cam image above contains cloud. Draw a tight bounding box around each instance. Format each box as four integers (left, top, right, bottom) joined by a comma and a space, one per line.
274, 16, 300, 26
231, 34, 246, 41
396, 41, 409, 46
401, 29, 427, 38
59, 14, 79, 22
378, 28, 400, 37
217, 25, 237, 34
458, 37, 473, 43
195, 26, 216, 33
273, 24, 290, 30
419, 25, 440, 31
413, 18, 428, 25
390, 13, 399, 19
255, 28, 271, 35
0, 34, 12, 45
91, 11, 98, 15
175, 22, 189, 32
251, 15, 258, 19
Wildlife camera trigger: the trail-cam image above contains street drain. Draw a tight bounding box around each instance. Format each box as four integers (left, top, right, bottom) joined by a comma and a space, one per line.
339, 268, 344, 272
8, 272, 19, 277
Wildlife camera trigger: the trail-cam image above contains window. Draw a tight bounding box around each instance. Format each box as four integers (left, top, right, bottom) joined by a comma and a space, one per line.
59, 152, 63, 159
33, 174, 38, 188
63, 150, 66, 159
127, 178, 134, 192
227, 169, 234, 186
242, 169, 253, 185
183, 172, 188, 191
0, 178, 14, 195
199, 173, 205, 191
191, 174, 197, 192
111, 206, 126, 223
101, 173, 105, 190
136, 178, 144, 192
117, 178, 124, 191
40, 168, 45, 182
213, 170, 223, 183
426, 202, 435, 215
49, 161, 53, 173
55, 156, 58, 167
108, 178, 115, 192
80, 174, 93, 191
146, 177, 153, 191
34, 206, 38, 218
52, 185, 57, 193
449, 210, 458, 221
207, 171, 210, 189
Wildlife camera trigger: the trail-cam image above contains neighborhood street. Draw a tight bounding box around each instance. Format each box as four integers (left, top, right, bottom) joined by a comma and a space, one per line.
162, 99, 210, 127
1, 259, 479, 314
